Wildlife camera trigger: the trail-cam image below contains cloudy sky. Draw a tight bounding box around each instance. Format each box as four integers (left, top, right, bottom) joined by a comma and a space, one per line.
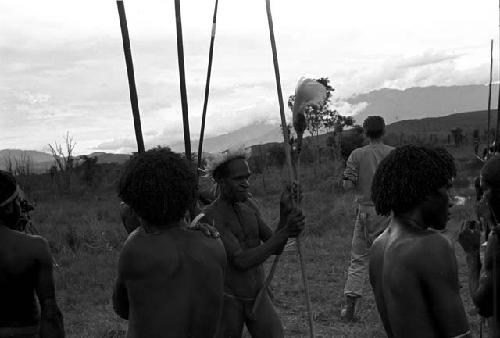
0, 0, 497, 154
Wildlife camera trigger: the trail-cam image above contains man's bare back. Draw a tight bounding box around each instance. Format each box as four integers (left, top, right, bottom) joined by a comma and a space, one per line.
370, 219, 469, 338
369, 145, 471, 338
0, 226, 64, 338
114, 225, 226, 338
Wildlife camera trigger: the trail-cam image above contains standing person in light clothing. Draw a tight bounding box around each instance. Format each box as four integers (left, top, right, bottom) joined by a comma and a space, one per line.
340, 116, 394, 321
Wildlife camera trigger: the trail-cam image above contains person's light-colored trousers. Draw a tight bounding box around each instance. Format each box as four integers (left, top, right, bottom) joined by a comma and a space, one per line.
344, 205, 389, 297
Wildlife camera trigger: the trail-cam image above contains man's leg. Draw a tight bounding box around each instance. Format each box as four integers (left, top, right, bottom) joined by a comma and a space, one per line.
341, 211, 370, 320
245, 293, 284, 338
216, 295, 246, 338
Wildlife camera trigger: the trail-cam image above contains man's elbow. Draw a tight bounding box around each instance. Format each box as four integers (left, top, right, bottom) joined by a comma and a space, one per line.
112, 290, 130, 320
40, 302, 65, 338
231, 256, 254, 271
113, 301, 129, 320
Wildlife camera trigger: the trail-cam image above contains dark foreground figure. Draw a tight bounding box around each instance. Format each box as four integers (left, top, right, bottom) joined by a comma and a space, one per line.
459, 154, 500, 337
369, 145, 471, 338
113, 148, 226, 338
0, 171, 65, 338
202, 151, 305, 338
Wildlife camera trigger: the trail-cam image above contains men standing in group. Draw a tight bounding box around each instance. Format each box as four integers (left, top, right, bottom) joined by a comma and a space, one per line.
459, 154, 500, 337
201, 149, 305, 338
340, 116, 393, 321
113, 148, 227, 338
0, 170, 65, 338
369, 145, 471, 338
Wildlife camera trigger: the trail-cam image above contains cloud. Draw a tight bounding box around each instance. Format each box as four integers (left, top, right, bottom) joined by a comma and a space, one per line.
94, 138, 137, 153
397, 51, 462, 69
331, 101, 369, 117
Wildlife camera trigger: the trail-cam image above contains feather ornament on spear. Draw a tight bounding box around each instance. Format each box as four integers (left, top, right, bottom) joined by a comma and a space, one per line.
292, 77, 328, 152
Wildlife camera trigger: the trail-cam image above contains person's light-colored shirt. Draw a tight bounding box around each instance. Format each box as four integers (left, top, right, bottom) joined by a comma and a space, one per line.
343, 143, 394, 206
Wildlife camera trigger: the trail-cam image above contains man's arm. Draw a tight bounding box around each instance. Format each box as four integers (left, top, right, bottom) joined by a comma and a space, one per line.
343, 151, 358, 191
463, 248, 493, 317
418, 235, 470, 337
34, 237, 65, 338
201, 211, 290, 270
113, 252, 130, 320
458, 223, 494, 316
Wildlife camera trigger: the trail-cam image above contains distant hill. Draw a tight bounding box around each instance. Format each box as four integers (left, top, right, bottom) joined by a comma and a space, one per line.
385, 109, 498, 136
169, 121, 282, 153
87, 152, 130, 164
348, 84, 499, 124
0, 149, 130, 172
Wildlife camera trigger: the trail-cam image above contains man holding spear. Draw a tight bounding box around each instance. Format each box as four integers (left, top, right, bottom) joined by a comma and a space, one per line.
200, 149, 305, 338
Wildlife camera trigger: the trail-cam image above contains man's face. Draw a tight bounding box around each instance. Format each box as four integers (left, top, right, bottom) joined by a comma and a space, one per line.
421, 183, 453, 230
220, 159, 251, 203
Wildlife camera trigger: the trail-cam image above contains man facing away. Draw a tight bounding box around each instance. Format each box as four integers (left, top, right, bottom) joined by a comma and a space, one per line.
201, 149, 305, 338
113, 147, 227, 338
459, 154, 500, 337
369, 145, 471, 338
0, 170, 65, 338
340, 116, 394, 320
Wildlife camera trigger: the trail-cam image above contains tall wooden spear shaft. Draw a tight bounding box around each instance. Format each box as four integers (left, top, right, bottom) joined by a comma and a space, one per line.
198, 0, 220, 173
497, 0, 500, 149
488, 39, 494, 150
174, 0, 192, 161
116, 0, 145, 154
264, 0, 315, 336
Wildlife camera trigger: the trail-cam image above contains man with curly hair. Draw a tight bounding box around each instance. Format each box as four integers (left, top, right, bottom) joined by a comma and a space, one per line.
369, 145, 471, 338
113, 147, 227, 338
340, 116, 394, 321
0, 170, 65, 338
201, 149, 305, 338
459, 154, 500, 337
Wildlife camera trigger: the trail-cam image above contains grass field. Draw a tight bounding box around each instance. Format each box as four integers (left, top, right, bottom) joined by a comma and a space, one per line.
26, 145, 490, 337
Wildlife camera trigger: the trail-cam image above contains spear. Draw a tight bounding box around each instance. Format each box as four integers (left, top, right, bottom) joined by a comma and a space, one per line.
262, 0, 315, 336
116, 0, 145, 154
497, 0, 500, 150
487, 39, 493, 152
174, 0, 192, 161
198, 0, 220, 174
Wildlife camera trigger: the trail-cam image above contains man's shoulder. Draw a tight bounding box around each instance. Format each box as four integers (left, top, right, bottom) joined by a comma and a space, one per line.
396, 231, 453, 268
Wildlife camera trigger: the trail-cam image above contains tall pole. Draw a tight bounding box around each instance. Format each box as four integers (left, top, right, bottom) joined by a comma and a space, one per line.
198, 0, 220, 174
496, 0, 500, 150
116, 0, 145, 154
488, 39, 494, 151
174, 0, 192, 161
264, 1, 315, 336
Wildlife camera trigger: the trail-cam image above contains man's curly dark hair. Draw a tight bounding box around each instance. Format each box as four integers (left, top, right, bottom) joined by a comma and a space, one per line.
371, 145, 455, 216
118, 147, 196, 226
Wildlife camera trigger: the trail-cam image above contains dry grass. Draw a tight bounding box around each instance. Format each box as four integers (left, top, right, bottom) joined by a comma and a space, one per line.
25, 147, 491, 337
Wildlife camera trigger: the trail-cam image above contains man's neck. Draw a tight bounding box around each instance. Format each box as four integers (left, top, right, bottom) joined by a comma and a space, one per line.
369, 138, 383, 145
142, 219, 184, 233
393, 211, 428, 231
220, 194, 238, 205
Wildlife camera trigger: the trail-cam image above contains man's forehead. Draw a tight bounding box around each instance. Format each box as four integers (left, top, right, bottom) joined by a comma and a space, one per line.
226, 159, 250, 176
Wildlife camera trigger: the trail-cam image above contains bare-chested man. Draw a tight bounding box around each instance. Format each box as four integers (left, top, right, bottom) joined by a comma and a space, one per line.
113, 147, 227, 338
459, 154, 500, 337
0, 170, 65, 338
201, 149, 305, 338
369, 145, 471, 338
